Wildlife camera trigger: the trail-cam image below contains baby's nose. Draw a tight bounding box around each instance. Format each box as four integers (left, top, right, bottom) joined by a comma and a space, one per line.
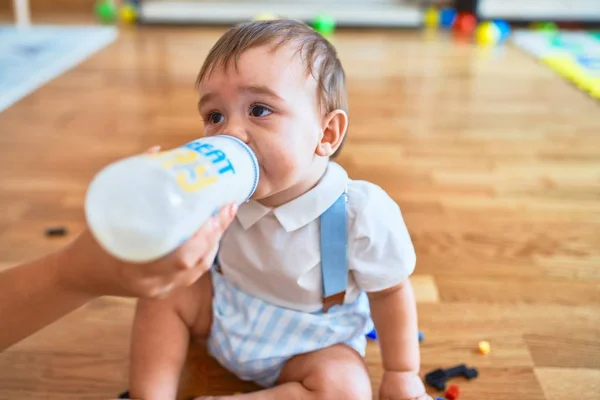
222, 120, 249, 144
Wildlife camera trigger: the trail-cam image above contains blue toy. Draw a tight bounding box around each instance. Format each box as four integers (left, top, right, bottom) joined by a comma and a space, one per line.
366, 329, 423, 342
439, 7, 456, 28
494, 19, 511, 42
366, 328, 377, 340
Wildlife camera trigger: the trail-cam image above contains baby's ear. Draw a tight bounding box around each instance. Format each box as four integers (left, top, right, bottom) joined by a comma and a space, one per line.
316, 109, 348, 157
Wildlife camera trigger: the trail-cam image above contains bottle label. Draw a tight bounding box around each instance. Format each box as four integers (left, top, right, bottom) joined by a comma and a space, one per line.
150, 141, 237, 193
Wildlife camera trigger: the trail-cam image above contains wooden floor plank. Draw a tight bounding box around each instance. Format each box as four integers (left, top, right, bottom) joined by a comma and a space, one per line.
534, 367, 600, 400
525, 333, 600, 369
411, 274, 440, 303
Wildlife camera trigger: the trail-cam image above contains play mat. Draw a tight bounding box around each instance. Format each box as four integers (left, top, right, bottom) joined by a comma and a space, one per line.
0, 25, 117, 113
512, 30, 600, 100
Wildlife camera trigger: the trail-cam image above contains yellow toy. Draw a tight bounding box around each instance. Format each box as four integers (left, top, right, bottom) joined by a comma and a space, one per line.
475, 21, 501, 46
423, 7, 439, 28
253, 12, 279, 21
120, 3, 137, 24
478, 341, 491, 355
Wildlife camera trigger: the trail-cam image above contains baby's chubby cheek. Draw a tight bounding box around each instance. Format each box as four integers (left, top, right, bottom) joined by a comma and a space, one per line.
257, 152, 303, 191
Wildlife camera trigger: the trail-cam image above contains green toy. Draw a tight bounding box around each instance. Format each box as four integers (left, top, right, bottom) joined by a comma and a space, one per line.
532, 22, 558, 32
94, 0, 118, 24
312, 13, 336, 36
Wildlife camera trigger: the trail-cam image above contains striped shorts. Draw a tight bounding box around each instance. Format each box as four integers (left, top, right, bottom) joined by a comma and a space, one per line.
207, 269, 374, 387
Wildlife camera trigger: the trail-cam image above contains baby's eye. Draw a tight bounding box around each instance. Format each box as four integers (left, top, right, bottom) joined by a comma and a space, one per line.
249, 104, 272, 118
207, 112, 224, 124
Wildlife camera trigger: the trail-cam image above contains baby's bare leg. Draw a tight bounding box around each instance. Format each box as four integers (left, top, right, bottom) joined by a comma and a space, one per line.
129, 273, 213, 400
197, 344, 371, 400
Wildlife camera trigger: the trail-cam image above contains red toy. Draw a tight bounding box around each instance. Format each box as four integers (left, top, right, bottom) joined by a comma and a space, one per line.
453, 12, 477, 35
445, 384, 460, 400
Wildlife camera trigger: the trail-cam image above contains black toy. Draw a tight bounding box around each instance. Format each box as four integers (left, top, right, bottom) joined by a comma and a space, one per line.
425, 363, 479, 391
45, 226, 67, 237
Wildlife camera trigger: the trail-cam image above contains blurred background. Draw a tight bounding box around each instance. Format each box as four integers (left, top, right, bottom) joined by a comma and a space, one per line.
0, 1, 599, 400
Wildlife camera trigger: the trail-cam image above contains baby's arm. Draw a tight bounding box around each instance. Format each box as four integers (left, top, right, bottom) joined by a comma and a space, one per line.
368, 280, 428, 399
129, 295, 192, 400
368, 279, 420, 372
349, 183, 429, 399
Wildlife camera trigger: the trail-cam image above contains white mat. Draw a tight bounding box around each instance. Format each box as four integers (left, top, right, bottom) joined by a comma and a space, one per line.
0, 25, 117, 113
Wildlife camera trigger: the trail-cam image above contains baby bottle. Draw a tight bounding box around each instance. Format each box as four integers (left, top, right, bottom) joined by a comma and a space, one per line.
85, 135, 259, 263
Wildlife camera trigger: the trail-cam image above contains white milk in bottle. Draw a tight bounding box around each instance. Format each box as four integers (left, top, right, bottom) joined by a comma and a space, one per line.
85, 135, 259, 262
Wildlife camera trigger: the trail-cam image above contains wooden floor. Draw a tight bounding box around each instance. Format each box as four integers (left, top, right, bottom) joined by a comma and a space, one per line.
0, 23, 599, 400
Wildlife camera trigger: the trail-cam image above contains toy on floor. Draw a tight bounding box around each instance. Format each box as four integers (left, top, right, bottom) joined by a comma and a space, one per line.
475, 20, 512, 46
120, 3, 137, 24
445, 384, 460, 400
453, 12, 477, 35
475, 21, 501, 46
439, 7, 456, 28
253, 12, 279, 21
94, 0, 118, 24
532, 22, 558, 32
365, 329, 424, 342
494, 19, 511, 42
425, 364, 478, 391
312, 13, 336, 36
45, 227, 67, 237
366, 328, 377, 340
424, 7, 440, 28
478, 340, 490, 354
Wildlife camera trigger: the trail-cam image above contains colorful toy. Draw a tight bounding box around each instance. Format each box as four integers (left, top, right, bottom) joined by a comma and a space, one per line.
453, 12, 477, 35
312, 13, 336, 36
253, 12, 279, 21
94, 0, 118, 24
475, 21, 501, 46
120, 3, 137, 24
494, 19, 511, 41
439, 7, 456, 28
366, 328, 377, 340
45, 227, 67, 237
366, 328, 424, 342
425, 364, 478, 391
445, 384, 460, 400
424, 6, 439, 28
532, 22, 558, 32
478, 340, 491, 354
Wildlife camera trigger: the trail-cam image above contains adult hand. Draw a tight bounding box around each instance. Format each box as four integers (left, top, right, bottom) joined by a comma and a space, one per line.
59, 144, 237, 299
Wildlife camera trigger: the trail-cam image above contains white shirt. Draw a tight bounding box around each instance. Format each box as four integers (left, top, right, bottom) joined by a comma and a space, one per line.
218, 162, 416, 312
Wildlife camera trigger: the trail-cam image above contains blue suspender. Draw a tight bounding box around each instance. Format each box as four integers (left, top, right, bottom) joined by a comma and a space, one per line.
216, 191, 349, 312
319, 192, 348, 312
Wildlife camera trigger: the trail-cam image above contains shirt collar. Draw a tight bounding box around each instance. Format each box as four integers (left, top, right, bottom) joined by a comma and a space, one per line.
236, 162, 348, 232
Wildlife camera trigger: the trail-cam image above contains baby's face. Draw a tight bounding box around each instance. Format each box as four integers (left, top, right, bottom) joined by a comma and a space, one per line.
198, 44, 324, 204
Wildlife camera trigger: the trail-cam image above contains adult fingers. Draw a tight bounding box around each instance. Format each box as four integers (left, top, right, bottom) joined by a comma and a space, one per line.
146, 145, 161, 153
176, 204, 237, 270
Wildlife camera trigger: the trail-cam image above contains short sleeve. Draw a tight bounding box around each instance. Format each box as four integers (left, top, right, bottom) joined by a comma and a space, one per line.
348, 181, 416, 293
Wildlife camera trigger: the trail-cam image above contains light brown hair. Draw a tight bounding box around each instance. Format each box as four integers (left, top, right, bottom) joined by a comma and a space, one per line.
196, 19, 348, 157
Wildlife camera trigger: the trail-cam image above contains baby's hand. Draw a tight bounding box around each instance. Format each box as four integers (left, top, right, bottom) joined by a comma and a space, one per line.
379, 370, 433, 400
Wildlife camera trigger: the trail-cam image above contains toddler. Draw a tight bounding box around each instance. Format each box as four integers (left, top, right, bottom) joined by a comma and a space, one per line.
128, 20, 432, 400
